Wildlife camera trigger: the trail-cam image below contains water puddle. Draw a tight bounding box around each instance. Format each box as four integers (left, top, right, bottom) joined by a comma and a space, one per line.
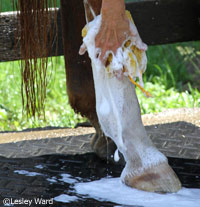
7, 154, 200, 207
13, 166, 200, 206
14, 170, 44, 177
54, 194, 78, 203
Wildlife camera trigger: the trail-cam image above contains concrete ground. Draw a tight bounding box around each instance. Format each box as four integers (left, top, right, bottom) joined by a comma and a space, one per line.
0, 108, 199, 160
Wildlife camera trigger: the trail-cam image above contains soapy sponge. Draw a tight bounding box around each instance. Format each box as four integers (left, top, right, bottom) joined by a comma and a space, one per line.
81, 10, 152, 97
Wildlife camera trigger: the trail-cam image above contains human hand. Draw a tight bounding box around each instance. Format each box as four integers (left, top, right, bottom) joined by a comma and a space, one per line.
95, 11, 133, 64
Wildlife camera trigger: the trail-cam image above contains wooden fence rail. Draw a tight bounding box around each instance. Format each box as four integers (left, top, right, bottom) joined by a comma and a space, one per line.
0, 0, 200, 62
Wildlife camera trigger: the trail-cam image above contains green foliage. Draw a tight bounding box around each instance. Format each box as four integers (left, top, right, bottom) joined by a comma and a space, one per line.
0, 1, 199, 131
0, 42, 199, 131
0, 0, 60, 12
137, 42, 200, 114
136, 82, 200, 114
0, 58, 86, 131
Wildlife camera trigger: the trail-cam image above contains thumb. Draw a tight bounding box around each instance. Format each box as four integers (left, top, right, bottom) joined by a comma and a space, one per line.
79, 43, 87, 55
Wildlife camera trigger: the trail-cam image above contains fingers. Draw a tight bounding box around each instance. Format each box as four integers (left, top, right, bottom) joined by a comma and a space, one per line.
130, 29, 137, 37
129, 35, 148, 52
79, 43, 87, 55
95, 24, 108, 48
140, 43, 148, 51
135, 41, 148, 52
99, 49, 108, 64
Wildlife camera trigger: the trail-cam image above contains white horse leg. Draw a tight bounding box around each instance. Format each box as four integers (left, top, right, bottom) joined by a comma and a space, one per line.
93, 68, 181, 193
82, 0, 181, 193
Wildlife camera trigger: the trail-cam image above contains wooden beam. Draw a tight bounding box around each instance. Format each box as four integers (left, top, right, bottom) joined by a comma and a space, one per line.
0, 11, 20, 62
127, 0, 200, 45
0, 0, 199, 62
0, 10, 63, 62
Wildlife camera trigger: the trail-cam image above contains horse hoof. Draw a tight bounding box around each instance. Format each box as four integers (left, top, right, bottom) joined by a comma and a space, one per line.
122, 162, 182, 193
91, 133, 125, 164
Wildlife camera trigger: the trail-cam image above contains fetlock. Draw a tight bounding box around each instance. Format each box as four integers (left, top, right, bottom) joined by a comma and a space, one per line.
90, 119, 124, 164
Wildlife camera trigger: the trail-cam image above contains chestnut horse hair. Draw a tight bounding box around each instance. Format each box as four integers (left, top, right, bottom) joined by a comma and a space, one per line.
16, 0, 58, 118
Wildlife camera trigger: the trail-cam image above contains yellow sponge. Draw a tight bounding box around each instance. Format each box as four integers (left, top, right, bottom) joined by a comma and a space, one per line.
81, 10, 152, 98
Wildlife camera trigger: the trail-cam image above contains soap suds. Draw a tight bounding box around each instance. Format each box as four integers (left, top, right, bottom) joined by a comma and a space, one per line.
47, 177, 57, 183
54, 194, 78, 203
14, 170, 43, 177
35, 164, 44, 169
81, 12, 168, 179
13, 167, 200, 206
99, 97, 110, 115
114, 149, 120, 162
75, 177, 200, 207
59, 173, 78, 184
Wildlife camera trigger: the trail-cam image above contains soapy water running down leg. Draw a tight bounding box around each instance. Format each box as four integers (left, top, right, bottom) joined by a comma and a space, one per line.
79, 0, 182, 193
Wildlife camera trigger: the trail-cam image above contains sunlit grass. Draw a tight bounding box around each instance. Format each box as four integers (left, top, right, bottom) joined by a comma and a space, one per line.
0, 0, 60, 12
0, 57, 86, 131
137, 82, 200, 115
0, 42, 200, 131
0, 1, 200, 131
137, 42, 200, 114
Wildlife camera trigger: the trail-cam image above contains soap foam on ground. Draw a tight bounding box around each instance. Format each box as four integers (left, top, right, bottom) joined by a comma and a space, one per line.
74, 177, 200, 207
54, 194, 78, 203
13, 168, 200, 206
59, 173, 78, 184
14, 170, 43, 177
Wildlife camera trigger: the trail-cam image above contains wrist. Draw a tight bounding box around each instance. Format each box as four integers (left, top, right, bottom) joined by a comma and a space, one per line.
101, 0, 125, 20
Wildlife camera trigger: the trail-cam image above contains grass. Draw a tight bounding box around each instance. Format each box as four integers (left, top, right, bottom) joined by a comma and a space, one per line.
0, 42, 199, 131
0, 1, 200, 131
137, 43, 200, 114
0, 0, 60, 12
0, 57, 86, 131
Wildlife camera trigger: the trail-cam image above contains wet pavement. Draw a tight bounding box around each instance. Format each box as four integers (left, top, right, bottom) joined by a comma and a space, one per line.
0, 108, 199, 206
0, 153, 200, 207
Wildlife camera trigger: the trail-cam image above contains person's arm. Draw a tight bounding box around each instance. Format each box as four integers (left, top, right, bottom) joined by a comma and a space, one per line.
95, 0, 133, 63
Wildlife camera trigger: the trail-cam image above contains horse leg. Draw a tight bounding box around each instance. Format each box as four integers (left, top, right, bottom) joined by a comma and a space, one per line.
118, 84, 181, 192
60, 0, 118, 162
81, 0, 181, 192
